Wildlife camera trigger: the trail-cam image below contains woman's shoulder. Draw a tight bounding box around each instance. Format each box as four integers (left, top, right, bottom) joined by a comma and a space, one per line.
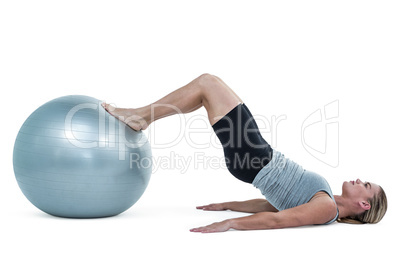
310, 191, 338, 224
275, 192, 338, 227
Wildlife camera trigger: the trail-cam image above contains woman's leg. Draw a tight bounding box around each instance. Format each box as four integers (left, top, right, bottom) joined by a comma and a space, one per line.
102, 73, 242, 131
103, 73, 272, 184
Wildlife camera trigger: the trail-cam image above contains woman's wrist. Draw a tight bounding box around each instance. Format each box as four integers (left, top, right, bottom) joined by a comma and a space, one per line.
222, 202, 233, 210
225, 218, 236, 230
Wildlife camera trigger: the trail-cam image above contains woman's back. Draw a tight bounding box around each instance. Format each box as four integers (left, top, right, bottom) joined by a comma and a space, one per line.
252, 150, 339, 224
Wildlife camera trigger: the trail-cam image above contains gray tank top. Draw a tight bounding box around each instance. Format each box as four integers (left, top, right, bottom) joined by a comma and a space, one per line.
252, 150, 339, 224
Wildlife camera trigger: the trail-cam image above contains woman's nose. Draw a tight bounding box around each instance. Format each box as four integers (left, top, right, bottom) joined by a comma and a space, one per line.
356, 179, 362, 184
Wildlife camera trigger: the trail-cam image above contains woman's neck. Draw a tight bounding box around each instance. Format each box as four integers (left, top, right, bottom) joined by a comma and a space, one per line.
334, 195, 355, 219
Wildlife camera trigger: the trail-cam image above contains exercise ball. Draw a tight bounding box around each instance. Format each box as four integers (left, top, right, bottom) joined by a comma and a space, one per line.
13, 95, 152, 218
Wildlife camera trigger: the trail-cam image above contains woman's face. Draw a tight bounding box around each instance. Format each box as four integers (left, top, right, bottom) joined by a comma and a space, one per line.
342, 178, 379, 202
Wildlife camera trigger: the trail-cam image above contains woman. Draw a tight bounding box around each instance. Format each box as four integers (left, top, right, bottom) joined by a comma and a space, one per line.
102, 73, 387, 233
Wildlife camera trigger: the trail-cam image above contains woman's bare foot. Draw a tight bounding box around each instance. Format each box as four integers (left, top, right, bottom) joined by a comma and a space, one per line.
101, 103, 149, 131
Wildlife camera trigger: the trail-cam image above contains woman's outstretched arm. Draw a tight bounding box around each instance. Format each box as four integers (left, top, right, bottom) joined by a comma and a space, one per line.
190, 194, 337, 233
196, 199, 278, 213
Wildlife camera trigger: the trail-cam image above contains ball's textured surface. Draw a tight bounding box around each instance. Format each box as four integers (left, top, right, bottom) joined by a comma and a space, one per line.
13, 95, 152, 218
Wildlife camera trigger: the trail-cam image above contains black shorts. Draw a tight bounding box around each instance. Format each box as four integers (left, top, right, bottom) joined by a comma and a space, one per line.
212, 103, 273, 183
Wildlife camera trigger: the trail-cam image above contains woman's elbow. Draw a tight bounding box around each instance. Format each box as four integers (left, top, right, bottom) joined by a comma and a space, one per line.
269, 213, 285, 229
271, 213, 305, 229
259, 212, 283, 229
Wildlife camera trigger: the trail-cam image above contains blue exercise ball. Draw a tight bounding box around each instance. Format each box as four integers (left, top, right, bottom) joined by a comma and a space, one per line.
13, 95, 152, 218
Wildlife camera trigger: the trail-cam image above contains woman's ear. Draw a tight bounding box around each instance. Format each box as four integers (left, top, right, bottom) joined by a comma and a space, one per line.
359, 201, 371, 211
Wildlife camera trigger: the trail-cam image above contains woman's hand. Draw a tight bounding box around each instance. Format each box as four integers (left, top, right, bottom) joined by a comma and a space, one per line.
196, 203, 226, 211
190, 220, 232, 233
192, 203, 230, 233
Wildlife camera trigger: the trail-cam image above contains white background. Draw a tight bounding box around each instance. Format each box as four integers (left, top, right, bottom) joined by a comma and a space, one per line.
1, 0, 401, 267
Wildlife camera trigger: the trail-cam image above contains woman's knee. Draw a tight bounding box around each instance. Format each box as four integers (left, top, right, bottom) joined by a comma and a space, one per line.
197, 73, 220, 86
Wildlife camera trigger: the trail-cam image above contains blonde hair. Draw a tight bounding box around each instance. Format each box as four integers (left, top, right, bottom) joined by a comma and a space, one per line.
337, 186, 388, 224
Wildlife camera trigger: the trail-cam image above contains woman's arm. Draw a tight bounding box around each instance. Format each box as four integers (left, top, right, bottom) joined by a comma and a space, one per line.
190, 195, 337, 233
231, 197, 337, 230
196, 199, 278, 213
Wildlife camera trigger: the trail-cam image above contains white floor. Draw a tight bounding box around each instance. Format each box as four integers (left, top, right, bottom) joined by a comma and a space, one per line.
2, 172, 400, 268
1, 1, 401, 267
